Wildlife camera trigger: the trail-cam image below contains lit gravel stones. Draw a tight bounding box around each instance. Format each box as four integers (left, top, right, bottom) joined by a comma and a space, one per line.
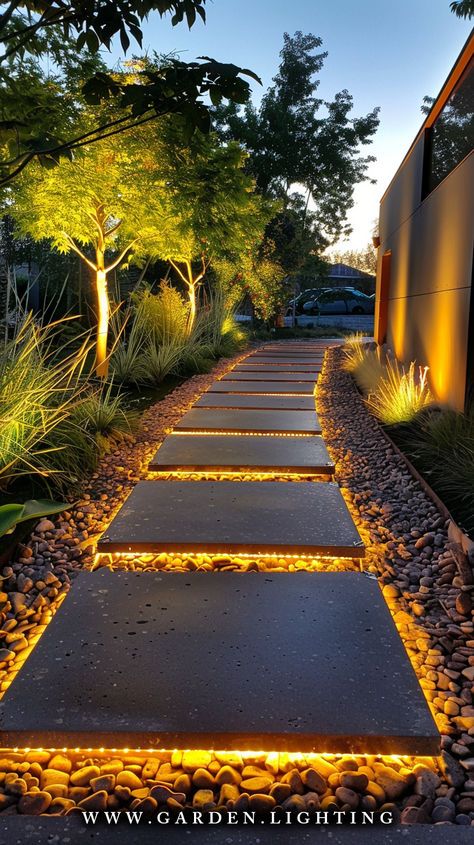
0, 748, 438, 820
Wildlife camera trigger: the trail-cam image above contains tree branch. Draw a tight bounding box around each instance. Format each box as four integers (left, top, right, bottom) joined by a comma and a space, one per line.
61, 233, 97, 271
0, 151, 35, 185
105, 239, 138, 273
0, 0, 22, 33
0, 110, 156, 171
169, 258, 189, 286
104, 218, 123, 239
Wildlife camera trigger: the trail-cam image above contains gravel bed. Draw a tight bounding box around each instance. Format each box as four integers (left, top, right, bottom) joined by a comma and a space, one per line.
0, 749, 439, 821
97, 551, 358, 573
317, 349, 474, 825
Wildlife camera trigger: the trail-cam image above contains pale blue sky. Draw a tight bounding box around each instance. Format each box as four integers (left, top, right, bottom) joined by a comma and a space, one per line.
110, 0, 472, 249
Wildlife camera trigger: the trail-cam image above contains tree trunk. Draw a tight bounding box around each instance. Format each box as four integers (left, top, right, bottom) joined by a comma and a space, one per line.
185, 259, 200, 336
95, 248, 109, 377
186, 281, 197, 336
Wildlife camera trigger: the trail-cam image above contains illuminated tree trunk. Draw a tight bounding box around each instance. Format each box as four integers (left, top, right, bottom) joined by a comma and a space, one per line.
94, 216, 110, 377
185, 261, 197, 336
63, 207, 135, 379
95, 258, 109, 378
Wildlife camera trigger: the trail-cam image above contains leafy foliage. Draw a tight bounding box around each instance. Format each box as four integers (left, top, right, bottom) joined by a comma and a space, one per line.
0, 499, 68, 539
6, 107, 174, 372
0, 1, 260, 184
450, 1, 474, 18
213, 251, 286, 322
132, 122, 276, 329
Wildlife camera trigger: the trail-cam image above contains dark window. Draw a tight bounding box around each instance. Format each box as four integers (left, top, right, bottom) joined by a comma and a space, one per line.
424, 58, 474, 196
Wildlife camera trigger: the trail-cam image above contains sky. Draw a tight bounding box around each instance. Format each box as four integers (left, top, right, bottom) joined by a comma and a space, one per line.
111, 0, 472, 251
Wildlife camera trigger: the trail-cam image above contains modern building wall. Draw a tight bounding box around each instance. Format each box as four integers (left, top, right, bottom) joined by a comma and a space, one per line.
376, 149, 473, 411
375, 36, 474, 412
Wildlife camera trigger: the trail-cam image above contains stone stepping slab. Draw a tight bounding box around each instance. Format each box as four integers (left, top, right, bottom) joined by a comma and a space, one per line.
97, 480, 363, 556
149, 434, 333, 475
246, 357, 324, 365
208, 381, 315, 395
260, 345, 335, 349
174, 408, 322, 435
0, 569, 438, 755
0, 820, 468, 845
222, 370, 319, 383
195, 394, 317, 411
238, 363, 321, 372
255, 352, 325, 358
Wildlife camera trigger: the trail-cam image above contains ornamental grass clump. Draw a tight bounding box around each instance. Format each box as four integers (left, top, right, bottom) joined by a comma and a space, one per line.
343, 336, 386, 394
71, 381, 137, 452
0, 314, 91, 488
367, 359, 433, 425
202, 285, 247, 358
390, 407, 474, 536
134, 282, 189, 346
108, 305, 149, 386
0, 314, 135, 492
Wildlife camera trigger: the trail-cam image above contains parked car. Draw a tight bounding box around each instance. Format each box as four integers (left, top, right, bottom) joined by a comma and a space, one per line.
287, 288, 328, 314
303, 289, 374, 316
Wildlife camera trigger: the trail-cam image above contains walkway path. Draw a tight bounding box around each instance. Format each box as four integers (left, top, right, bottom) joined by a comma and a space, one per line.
0, 342, 438, 758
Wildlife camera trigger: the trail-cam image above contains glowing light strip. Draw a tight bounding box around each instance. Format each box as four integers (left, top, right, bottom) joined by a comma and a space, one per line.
95, 550, 357, 562
147, 471, 333, 480
210, 392, 317, 397
0, 746, 438, 763
171, 431, 321, 438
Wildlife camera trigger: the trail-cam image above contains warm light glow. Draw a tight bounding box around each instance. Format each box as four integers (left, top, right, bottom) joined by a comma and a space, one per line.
171, 431, 320, 438
147, 470, 331, 481
95, 268, 109, 378
0, 745, 439, 764
367, 360, 433, 424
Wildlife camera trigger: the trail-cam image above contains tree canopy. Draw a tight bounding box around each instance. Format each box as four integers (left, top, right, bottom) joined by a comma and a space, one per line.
132, 119, 277, 327
214, 31, 380, 276
0, 0, 260, 185
6, 106, 171, 372
450, 0, 474, 18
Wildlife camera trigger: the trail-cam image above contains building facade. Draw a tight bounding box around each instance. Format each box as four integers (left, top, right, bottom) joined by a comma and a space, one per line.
374, 33, 474, 411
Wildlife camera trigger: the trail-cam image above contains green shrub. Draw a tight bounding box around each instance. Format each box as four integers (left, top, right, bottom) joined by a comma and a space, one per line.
174, 344, 215, 376
133, 282, 189, 345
